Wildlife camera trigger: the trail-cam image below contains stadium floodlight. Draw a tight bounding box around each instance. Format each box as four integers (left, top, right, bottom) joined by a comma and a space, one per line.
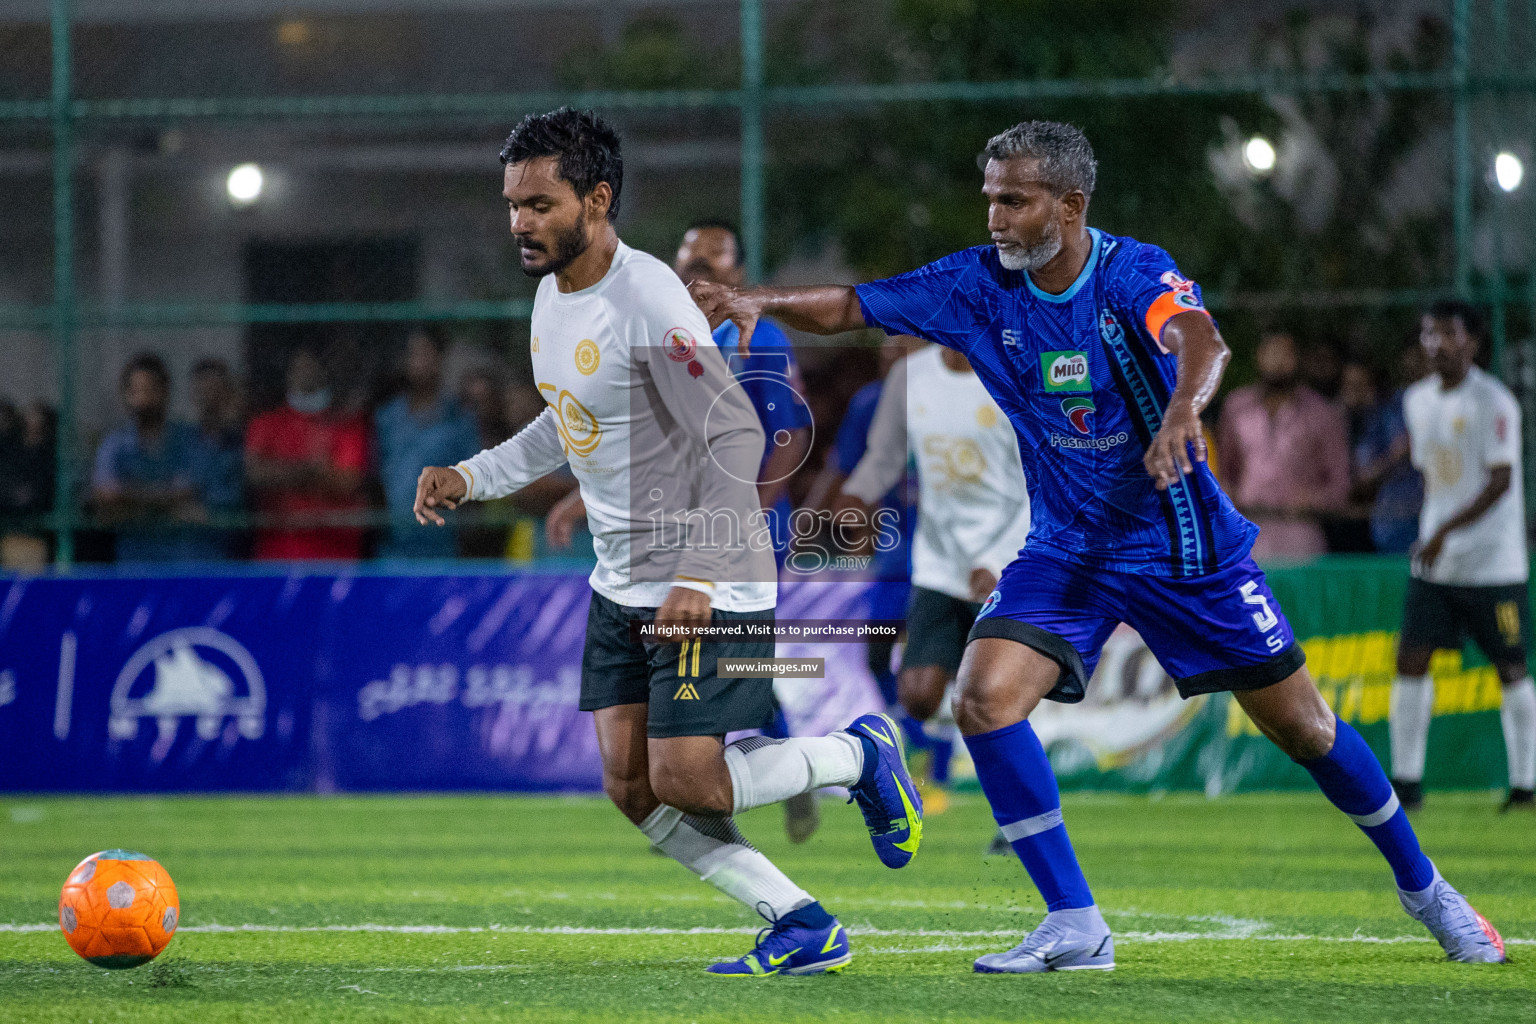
1242, 135, 1277, 176
1495, 151, 1524, 193
226, 163, 264, 205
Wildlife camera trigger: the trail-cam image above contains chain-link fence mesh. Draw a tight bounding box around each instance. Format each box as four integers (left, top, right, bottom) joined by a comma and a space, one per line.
1, 0, 1533, 569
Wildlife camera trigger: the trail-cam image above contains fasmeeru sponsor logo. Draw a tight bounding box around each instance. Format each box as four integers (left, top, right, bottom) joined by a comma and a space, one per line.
1050, 431, 1130, 451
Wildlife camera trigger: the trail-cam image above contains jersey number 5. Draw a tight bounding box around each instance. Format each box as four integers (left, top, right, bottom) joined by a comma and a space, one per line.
1240, 580, 1279, 633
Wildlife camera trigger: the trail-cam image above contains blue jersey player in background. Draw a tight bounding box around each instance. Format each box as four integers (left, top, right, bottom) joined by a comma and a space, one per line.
692, 121, 1505, 972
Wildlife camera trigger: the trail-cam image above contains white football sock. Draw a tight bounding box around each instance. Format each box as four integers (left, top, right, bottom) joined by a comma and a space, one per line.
1389, 674, 1434, 782
639, 805, 812, 921
1500, 677, 1536, 790
723, 733, 864, 815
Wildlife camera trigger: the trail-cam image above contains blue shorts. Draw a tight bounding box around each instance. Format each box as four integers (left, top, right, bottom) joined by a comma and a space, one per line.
969, 547, 1305, 703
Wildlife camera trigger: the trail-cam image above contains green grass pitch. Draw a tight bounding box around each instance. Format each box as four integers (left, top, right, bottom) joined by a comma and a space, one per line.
1, 791, 1532, 1023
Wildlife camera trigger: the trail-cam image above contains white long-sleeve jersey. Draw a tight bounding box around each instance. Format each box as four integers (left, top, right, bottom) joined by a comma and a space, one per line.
454, 242, 776, 611
844, 346, 1031, 600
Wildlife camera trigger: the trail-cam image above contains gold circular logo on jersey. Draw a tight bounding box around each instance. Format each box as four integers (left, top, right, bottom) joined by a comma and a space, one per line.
976, 405, 998, 428
555, 390, 602, 456
574, 339, 600, 376
1432, 445, 1462, 489
948, 438, 986, 481
922, 436, 986, 485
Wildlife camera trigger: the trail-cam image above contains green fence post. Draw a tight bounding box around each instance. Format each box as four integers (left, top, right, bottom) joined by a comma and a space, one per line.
1490, 0, 1509, 378
1527, 0, 1536, 523
1452, 0, 1472, 299
740, 0, 765, 285
50, 0, 75, 567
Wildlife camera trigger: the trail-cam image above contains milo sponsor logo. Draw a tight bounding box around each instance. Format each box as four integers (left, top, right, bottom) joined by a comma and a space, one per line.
1041, 351, 1090, 392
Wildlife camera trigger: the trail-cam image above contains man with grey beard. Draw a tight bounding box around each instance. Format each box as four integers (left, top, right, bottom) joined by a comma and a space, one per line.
690, 119, 1506, 973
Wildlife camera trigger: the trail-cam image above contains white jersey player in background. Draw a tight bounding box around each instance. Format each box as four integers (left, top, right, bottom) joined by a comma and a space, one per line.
411, 108, 925, 977
839, 344, 1031, 830
1390, 301, 1533, 812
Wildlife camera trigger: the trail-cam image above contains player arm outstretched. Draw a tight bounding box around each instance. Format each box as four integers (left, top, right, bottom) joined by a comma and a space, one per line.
689, 282, 867, 354
413, 407, 567, 526
1144, 310, 1230, 491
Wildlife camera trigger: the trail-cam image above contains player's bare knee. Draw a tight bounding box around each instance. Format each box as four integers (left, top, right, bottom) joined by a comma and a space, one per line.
1397, 647, 1433, 677
603, 772, 657, 824
954, 671, 1015, 735
899, 668, 946, 721
1257, 705, 1335, 761
648, 764, 730, 818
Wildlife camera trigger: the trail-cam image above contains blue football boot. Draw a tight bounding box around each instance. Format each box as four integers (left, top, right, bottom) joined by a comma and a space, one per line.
844, 712, 924, 868
705, 904, 851, 977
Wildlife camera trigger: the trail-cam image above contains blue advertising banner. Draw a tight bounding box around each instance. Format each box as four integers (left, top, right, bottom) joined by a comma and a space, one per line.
312, 572, 600, 792
0, 562, 1514, 794
0, 571, 884, 793
0, 574, 324, 791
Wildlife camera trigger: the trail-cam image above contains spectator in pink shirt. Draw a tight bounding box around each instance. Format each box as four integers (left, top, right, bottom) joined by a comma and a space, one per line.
1217, 331, 1352, 559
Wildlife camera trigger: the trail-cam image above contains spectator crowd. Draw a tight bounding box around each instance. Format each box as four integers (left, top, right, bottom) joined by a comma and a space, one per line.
0, 310, 1450, 568
1213, 327, 1430, 560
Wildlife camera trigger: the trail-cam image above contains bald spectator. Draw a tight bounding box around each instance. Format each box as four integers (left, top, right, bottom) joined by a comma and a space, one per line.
1217, 331, 1351, 559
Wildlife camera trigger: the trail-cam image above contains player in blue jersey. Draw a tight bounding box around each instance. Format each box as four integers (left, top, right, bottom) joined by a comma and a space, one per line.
691, 120, 1506, 971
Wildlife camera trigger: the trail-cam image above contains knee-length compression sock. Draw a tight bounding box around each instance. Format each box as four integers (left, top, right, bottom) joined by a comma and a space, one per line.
1298, 716, 1436, 892
963, 719, 1094, 911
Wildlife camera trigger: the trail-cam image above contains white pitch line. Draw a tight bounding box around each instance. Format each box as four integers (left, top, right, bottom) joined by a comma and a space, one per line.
2, 922, 1531, 945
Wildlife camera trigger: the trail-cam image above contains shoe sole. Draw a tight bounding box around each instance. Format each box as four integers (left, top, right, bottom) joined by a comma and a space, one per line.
784, 952, 852, 975
974, 961, 1115, 974
706, 952, 852, 977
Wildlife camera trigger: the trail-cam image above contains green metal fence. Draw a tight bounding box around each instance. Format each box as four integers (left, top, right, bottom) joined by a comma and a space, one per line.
5, 0, 1536, 564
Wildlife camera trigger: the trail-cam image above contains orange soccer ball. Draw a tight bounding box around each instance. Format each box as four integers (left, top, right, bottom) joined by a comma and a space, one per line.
58, 849, 179, 969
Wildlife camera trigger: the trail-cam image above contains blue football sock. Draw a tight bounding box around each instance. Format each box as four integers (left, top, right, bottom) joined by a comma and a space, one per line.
1299, 716, 1435, 892
928, 735, 954, 785
779, 900, 834, 930
873, 668, 899, 708
765, 705, 790, 740
855, 734, 878, 788
898, 714, 931, 755
964, 719, 1095, 911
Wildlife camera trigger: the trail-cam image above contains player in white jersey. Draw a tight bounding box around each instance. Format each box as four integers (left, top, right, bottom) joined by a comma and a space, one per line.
1390, 301, 1533, 812
410, 109, 924, 976
841, 345, 1031, 822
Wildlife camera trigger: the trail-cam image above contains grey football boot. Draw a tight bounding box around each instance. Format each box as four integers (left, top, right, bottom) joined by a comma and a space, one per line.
974, 906, 1115, 974
1398, 863, 1506, 963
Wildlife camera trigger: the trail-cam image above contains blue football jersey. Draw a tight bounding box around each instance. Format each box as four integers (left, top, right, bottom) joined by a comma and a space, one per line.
855, 228, 1257, 578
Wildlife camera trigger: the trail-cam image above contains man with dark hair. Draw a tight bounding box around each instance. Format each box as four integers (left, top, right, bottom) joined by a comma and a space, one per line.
375, 328, 478, 559
91, 353, 221, 562
188, 357, 246, 557
412, 109, 923, 977
692, 119, 1505, 971
545, 217, 820, 839
1390, 301, 1532, 812
675, 220, 813, 561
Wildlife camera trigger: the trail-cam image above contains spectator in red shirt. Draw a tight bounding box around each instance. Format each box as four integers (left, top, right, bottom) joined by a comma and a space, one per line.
245, 348, 370, 560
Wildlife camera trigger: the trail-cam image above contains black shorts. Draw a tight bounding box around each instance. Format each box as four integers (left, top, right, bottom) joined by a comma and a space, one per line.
1400, 577, 1531, 668
578, 591, 776, 739
902, 586, 982, 676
